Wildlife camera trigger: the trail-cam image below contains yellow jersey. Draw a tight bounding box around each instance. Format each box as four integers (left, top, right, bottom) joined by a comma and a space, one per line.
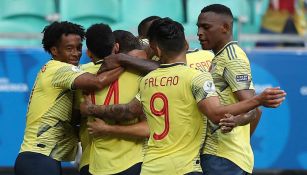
203, 41, 255, 173
74, 62, 97, 170
20, 59, 85, 161
186, 49, 214, 72
89, 69, 146, 175
139, 63, 217, 175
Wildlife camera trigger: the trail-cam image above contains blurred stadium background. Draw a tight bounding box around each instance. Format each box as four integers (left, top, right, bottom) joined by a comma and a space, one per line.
0, 0, 306, 174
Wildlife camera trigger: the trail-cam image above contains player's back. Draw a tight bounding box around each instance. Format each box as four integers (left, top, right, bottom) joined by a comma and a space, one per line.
139, 63, 206, 174
89, 68, 145, 175
186, 49, 214, 72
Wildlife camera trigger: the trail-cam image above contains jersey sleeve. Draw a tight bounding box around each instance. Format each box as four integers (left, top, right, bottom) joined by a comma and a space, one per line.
51, 65, 85, 90
224, 58, 254, 92
135, 92, 141, 102
191, 72, 218, 103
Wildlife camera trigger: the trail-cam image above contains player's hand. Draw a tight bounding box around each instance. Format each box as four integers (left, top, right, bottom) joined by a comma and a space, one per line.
97, 53, 123, 74
87, 118, 111, 137
257, 87, 286, 108
80, 94, 95, 116
219, 114, 238, 133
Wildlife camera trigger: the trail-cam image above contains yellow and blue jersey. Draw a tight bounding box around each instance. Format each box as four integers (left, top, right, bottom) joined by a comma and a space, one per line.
139, 63, 217, 175
89, 68, 146, 175
20, 59, 85, 161
203, 41, 255, 173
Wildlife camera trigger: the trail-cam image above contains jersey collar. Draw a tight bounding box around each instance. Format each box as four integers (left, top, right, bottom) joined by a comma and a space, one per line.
215, 41, 238, 57
159, 62, 185, 68
94, 59, 104, 65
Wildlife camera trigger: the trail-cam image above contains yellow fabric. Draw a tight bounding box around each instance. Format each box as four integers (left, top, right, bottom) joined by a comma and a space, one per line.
139, 63, 217, 175
261, 0, 306, 35
89, 69, 146, 175
186, 49, 214, 166
186, 49, 214, 72
20, 59, 85, 161
203, 42, 255, 173
74, 62, 97, 170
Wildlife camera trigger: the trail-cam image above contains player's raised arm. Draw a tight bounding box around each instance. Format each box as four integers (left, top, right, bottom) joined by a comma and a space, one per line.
72, 66, 124, 91
98, 53, 159, 75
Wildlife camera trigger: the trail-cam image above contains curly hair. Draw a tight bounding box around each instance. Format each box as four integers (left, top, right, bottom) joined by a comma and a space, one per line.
85, 23, 115, 58
42, 21, 85, 54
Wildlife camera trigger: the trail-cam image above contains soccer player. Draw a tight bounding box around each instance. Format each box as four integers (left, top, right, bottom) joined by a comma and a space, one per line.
197, 4, 263, 174
82, 24, 146, 175
80, 18, 286, 174
14, 21, 122, 175
85, 48, 214, 139
77, 28, 148, 175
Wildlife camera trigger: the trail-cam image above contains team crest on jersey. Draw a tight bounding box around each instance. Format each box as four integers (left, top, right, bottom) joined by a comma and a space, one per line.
236, 74, 249, 82
71, 66, 81, 72
203, 80, 216, 93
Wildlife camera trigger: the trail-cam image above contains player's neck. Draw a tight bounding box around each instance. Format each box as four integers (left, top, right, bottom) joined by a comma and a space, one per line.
93, 57, 103, 64
212, 36, 233, 54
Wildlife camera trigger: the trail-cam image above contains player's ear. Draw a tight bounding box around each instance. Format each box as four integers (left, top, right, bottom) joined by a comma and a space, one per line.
113, 43, 119, 54
184, 40, 189, 51
50, 46, 58, 57
222, 22, 231, 34
156, 45, 162, 58
86, 49, 94, 62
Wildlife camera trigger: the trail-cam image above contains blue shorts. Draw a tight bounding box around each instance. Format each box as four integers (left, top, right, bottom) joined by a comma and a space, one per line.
80, 165, 92, 175
200, 154, 250, 175
14, 151, 62, 175
185, 172, 203, 175
81, 162, 141, 175
114, 162, 142, 175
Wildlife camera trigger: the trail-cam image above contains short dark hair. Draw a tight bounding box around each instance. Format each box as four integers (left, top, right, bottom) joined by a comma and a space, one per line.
86, 23, 115, 58
138, 16, 161, 38
201, 4, 233, 19
147, 17, 186, 55
113, 30, 141, 53
42, 21, 85, 54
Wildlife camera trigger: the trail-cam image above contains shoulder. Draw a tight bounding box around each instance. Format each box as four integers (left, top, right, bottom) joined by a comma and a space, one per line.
182, 66, 207, 80
46, 60, 84, 76
80, 62, 95, 70
81, 62, 100, 74
47, 60, 74, 69
187, 49, 214, 59
218, 45, 250, 66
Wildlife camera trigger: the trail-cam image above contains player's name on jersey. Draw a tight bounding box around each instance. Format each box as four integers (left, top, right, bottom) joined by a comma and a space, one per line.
188, 61, 211, 71
144, 76, 179, 88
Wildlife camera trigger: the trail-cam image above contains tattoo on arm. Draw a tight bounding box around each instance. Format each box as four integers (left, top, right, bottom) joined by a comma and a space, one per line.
90, 99, 143, 121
